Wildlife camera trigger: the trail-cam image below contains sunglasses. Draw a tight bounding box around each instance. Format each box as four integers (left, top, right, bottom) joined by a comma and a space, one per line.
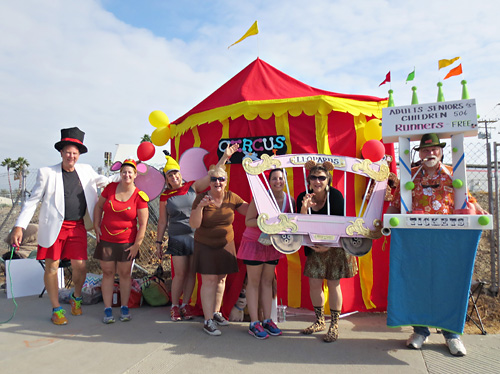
309, 175, 327, 181
210, 176, 226, 182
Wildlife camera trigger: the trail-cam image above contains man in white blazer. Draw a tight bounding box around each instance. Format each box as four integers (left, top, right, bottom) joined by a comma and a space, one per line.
11, 127, 113, 325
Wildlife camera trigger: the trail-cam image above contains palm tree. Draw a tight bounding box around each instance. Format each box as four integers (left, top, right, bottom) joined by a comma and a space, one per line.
14, 157, 30, 187
141, 134, 151, 143
1, 158, 16, 203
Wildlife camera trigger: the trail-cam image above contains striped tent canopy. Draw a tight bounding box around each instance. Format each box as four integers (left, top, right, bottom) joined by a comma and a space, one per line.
170, 58, 394, 316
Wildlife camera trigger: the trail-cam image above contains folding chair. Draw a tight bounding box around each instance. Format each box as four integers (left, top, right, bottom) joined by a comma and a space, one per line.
38, 259, 73, 298
466, 280, 487, 335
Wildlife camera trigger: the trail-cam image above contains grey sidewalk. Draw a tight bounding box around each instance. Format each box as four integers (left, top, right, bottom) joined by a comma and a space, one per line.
1, 294, 499, 374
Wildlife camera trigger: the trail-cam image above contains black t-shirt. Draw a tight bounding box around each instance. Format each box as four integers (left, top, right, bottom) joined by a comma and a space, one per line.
62, 168, 87, 221
296, 187, 344, 256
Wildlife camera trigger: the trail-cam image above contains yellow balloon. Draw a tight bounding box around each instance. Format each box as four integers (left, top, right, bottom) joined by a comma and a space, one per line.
364, 119, 382, 141
151, 126, 171, 146
149, 110, 170, 128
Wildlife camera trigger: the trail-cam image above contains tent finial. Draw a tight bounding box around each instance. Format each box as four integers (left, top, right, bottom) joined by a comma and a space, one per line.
437, 82, 445, 102
461, 80, 470, 100
388, 89, 395, 107
411, 86, 419, 105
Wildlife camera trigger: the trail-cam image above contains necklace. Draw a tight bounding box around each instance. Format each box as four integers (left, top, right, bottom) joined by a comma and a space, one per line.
312, 192, 327, 206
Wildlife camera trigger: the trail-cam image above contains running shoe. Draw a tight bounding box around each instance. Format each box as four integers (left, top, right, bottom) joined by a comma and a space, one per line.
248, 322, 269, 340
262, 319, 282, 336
180, 304, 195, 320
203, 319, 221, 336
103, 307, 115, 324
70, 293, 83, 316
51, 308, 68, 325
171, 306, 182, 321
213, 311, 229, 326
120, 305, 131, 322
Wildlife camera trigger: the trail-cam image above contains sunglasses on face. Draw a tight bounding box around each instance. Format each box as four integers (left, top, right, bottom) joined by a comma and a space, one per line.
210, 176, 226, 182
309, 175, 327, 182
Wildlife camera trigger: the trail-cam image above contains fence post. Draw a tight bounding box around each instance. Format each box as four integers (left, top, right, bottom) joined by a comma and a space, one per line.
494, 142, 500, 295
487, 141, 499, 295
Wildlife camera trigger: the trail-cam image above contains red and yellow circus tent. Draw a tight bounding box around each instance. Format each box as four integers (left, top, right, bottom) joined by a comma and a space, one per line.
170, 58, 394, 316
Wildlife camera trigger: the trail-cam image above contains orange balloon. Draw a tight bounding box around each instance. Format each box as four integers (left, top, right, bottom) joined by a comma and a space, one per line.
151, 126, 171, 146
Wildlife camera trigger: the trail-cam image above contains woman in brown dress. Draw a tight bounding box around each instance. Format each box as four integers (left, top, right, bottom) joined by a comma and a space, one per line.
189, 165, 249, 336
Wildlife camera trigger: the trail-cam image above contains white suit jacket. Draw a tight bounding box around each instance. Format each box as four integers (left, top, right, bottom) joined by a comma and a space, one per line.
15, 163, 112, 248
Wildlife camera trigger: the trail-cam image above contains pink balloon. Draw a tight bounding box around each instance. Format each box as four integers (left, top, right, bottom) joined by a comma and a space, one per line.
362, 140, 385, 162
137, 142, 155, 161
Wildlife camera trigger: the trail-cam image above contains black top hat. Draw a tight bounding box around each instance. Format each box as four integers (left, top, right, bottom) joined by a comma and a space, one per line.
54, 127, 88, 154
415, 133, 446, 151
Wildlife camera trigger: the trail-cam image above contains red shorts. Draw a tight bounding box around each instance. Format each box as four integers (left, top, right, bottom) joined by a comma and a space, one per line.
37, 220, 88, 261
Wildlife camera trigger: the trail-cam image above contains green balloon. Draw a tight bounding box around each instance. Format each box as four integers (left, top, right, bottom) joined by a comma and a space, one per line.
389, 217, 400, 227
405, 181, 415, 190
478, 216, 490, 226
452, 179, 463, 189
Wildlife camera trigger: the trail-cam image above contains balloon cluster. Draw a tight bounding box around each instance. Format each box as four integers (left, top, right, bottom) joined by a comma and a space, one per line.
149, 110, 171, 146
361, 118, 385, 162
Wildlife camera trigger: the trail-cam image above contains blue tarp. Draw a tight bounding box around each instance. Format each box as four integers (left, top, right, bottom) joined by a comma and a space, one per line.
387, 228, 481, 334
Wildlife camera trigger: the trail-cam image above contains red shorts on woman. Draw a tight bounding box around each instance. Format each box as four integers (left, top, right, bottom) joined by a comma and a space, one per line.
36, 220, 87, 261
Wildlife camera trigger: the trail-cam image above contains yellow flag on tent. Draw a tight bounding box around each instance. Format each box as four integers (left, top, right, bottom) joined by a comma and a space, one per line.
438, 57, 461, 70
228, 21, 259, 49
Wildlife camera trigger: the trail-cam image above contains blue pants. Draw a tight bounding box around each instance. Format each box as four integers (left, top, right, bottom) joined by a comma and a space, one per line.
414, 326, 459, 340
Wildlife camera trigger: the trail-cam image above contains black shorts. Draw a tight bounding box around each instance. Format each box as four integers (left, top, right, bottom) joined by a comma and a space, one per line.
166, 234, 194, 256
243, 259, 279, 266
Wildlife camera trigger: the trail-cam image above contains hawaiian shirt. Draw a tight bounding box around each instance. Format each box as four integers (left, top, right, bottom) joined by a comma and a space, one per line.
390, 163, 476, 214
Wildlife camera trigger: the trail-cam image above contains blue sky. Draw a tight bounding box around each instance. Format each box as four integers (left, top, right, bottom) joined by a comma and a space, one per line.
1, 0, 499, 170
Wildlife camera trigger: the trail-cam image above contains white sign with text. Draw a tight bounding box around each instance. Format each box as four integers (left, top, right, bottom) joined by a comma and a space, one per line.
382, 99, 478, 143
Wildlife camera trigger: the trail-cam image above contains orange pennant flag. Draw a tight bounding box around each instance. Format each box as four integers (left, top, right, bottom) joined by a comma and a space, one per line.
438, 57, 461, 70
228, 21, 259, 49
443, 64, 463, 80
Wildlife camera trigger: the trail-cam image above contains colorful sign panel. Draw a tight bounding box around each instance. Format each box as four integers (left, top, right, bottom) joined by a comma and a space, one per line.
217, 135, 287, 164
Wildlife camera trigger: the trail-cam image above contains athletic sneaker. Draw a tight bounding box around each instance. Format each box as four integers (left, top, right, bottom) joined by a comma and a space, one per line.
120, 306, 131, 322
406, 333, 428, 349
51, 308, 68, 325
70, 293, 83, 316
248, 322, 269, 340
446, 338, 467, 356
213, 311, 229, 326
262, 319, 282, 336
103, 307, 115, 324
171, 306, 182, 321
180, 304, 195, 320
203, 319, 222, 336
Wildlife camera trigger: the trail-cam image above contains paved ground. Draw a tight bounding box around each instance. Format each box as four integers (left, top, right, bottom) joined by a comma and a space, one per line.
1, 293, 500, 374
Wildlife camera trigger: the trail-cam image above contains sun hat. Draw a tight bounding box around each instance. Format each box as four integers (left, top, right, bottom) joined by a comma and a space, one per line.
415, 133, 446, 150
